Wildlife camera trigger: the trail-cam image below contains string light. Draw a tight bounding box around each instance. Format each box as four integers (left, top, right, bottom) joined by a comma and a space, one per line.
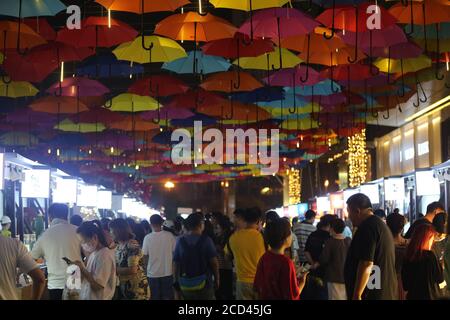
47, 148, 52, 154
288, 168, 301, 205
60, 61, 64, 82
110, 146, 114, 154
348, 129, 368, 187
108, 9, 111, 28
56, 148, 60, 157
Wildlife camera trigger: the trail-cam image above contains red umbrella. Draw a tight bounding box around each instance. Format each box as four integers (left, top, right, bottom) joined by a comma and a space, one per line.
46, 77, 110, 97
26, 41, 95, 65
127, 75, 189, 97
165, 89, 226, 109
23, 18, 56, 41
321, 64, 377, 81
57, 17, 138, 49
69, 108, 125, 123
2, 51, 57, 82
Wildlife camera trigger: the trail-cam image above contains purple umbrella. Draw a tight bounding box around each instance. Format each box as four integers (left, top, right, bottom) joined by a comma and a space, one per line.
46, 77, 110, 97
6, 110, 58, 125
264, 65, 322, 86
140, 106, 194, 121
238, 8, 319, 69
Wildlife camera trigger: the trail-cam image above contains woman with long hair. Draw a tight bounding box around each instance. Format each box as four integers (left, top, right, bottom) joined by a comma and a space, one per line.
386, 213, 407, 300
213, 214, 234, 300
401, 224, 444, 300
74, 221, 116, 300
109, 218, 150, 300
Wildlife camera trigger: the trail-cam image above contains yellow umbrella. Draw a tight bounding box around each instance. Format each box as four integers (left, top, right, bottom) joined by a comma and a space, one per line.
107, 93, 159, 112
0, 81, 38, 98
210, 0, 290, 11
233, 47, 302, 70
113, 35, 187, 64
0, 52, 3, 64
281, 118, 319, 130
55, 119, 106, 133
373, 55, 432, 74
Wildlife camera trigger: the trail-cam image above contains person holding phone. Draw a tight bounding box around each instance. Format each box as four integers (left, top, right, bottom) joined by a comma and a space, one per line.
72, 221, 116, 300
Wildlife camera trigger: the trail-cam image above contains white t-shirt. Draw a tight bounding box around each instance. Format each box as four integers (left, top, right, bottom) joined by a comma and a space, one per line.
31, 219, 82, 289
0, 237, 38, 300
142, 230, 176, 278
80, 247, 116, 300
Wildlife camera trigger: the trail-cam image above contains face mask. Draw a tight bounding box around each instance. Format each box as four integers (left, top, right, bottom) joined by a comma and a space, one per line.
82, 242, 96, 253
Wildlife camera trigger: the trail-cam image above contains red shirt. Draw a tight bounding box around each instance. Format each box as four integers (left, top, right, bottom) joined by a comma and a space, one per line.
253, 251, 300, 300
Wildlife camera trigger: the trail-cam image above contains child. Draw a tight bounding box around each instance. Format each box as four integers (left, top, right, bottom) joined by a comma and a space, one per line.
1, 216, 12, 238
254, 218, 308, 300
317, 218, 351, 300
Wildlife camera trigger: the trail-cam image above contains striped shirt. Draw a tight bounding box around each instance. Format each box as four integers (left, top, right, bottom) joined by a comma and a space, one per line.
293, 222, 316, 263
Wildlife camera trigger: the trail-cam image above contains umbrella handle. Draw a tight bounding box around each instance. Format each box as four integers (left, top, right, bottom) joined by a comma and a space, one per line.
386, 47, 397, 86
1, 74, 12, 84
396, 59, 405, 97
198, 0, 208, 16
104, 99, 112, 108
445, 80, 450, 89
233, 70, 241, 90
152, 99, 161, 124
347, 6, 359, 64
404, 0, 415, 36
382, 108, 390, 120
271, 18, 282, 71
16, 0, 28, 56
323, 0, 336, 40
417, 81, 427, 103
300, 34, 310, 83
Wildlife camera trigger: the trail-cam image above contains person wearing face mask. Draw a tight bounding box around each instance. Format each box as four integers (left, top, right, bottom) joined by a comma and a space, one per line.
31, 203, 82, 300
73, 221, 116, 300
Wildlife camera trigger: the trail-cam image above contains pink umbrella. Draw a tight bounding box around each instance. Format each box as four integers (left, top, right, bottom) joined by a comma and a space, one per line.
369, 41, 423, 59
238, 8, 319, 69
264, 65, 322, 86
46, 77, 110, 97
140, 107, 194, 120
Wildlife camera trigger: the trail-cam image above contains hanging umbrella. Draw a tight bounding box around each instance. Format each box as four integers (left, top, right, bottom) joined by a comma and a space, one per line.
46, 77, 110, 97
29, 96, 89, 114
299, 44, 366, 66
374, 55, 432, 74
265, 65, 322, 86
113, 35, 187, 64
155, 12, 237, 42
285, 80, 341, 96
198, 100, 272, 121
25, 41, 95, 64
162, 51, 231, 74
231, 87, 285, 104
165, 89, 226, 109
238, 8, 319, 69
170, 114, 217, 127
57, 17, 138, 49
321, 64, 377, 81
76, 53, 144, 78
0, 81, 38, 97
2, 51, 57, 82
140, 107, 194, 120
233, 47, 302, 70
69, 108, 126, 123
0, 20, 46, 53
6, 109, 57, 125
55, 119, 107, 133
369, 41, 423, 59
200, 71, 263, 92
108, 117, 160, 131
95, 0, 188, 12
23, 18, 56, 41
106, 93, 159, 112
128, 74, 189, 97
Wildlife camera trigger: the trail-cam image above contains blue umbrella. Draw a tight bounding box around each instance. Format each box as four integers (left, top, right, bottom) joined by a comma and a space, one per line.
76, 53, 144, 78
231, 86, 284, 104
284, 80, 341, 96
162, 51, 231, 75
0, 0, 66, 17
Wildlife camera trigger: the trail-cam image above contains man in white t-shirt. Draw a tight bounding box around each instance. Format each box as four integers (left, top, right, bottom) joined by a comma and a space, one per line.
31, 203, 82, 300
142, 214, 176, 300
0, 235, 46, 300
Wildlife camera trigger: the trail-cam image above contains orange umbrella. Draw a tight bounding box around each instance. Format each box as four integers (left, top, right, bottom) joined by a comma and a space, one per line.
0, 20, 46, 52
299, 45, 366, 66
197, 100, 272, 121
389, 0, 450, 25
200, 71, 263, 92
108, 117, 159, 131
29, 96, 89, 114
154, 12, 237, 42
95, 0, 189, 13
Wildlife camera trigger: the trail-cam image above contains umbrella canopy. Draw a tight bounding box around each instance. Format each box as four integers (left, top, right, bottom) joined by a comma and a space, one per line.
369, 41, 423, 59
198, 100, 272, 121
107, 93, 159, 112
210, 0, 290, 11
108, 117, 160, 131
46, 77, 110, 97
23, 18, 56, 41
165, 89, 226, 109
374, 55, 432, 74
95, 0, 189, 13
57, 17, 138, 48
265, 65, 322, 86
25, 41, 95, 65
162, 51, 231, 74
233, 48, 302, 70
29, 96, 89, 114
154, 12, 238, 42
6, 109, 57, 125
128, 75, 189, 97
389, 1, 450, 25
69, 108, 126, 123
55, 119, 107, 133
0, 81, 38, 98
76, 53, 144, 78
0, 20, 46, 50
140, 107, 195, 120
200, 71, 263, 92
2, 51, 57, 82
0, 0, 66, 17
113, 35, 187, 64
339, 24, 408, 50
201, 33, 274, 58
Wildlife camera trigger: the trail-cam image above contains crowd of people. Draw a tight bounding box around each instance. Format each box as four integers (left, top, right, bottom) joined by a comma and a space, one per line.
1, 193, 449, 300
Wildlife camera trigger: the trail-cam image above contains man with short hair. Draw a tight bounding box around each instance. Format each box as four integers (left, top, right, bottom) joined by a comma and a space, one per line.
142, 214, 177, 300
31, 203, 82, 300
344, 193, 397, 300
293, 210, 317, 264
226, 207, 266, 300
404, 201, 445, 239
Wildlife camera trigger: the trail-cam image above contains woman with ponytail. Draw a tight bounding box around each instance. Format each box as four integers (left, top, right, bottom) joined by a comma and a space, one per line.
73, 221, 117, 300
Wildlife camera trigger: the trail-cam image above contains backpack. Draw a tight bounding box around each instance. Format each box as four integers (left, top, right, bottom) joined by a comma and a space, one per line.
178, 235, 208, 291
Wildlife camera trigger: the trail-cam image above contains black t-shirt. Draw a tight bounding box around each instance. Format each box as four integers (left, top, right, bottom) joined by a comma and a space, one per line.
404, 218, 432, 239
401, 250, 443, 300
305, 229, 330, 278
344, 215, 397, 300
